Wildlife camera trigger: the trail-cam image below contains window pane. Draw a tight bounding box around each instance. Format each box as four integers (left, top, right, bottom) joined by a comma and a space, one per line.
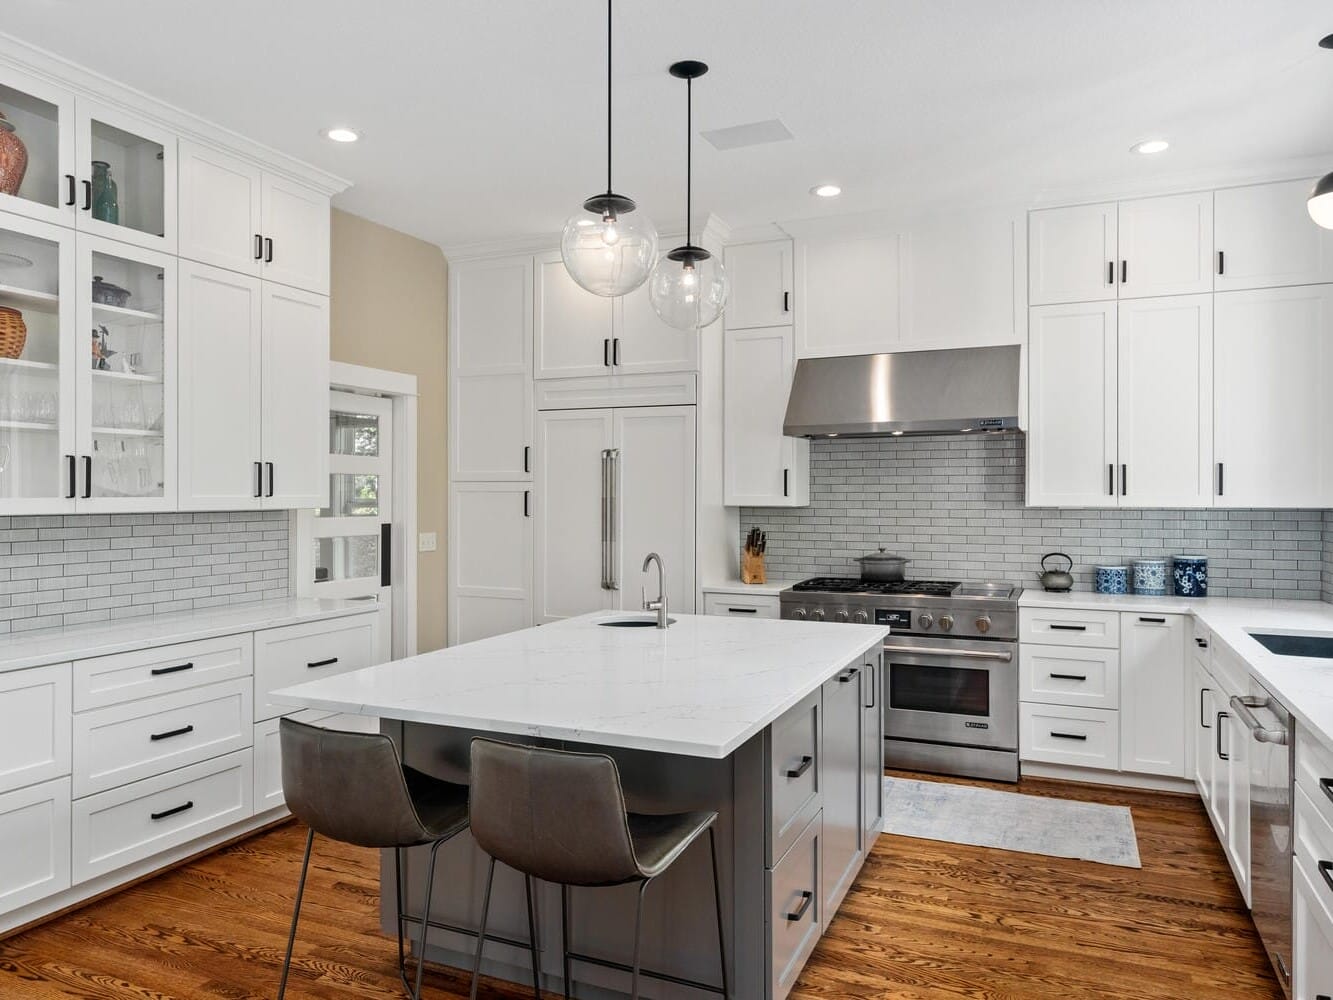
313, 534, 378, 583
317, 473, 379, 518
329, 411, 378, 456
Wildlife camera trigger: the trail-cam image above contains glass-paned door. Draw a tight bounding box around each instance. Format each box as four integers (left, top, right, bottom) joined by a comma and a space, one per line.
75, 235, 175, 510
75, 100, 176, 254
0, 215, 75, 512
0, 66, 76, 227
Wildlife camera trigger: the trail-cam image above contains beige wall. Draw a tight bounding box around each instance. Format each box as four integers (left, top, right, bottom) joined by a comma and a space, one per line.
329, 209, 448, 653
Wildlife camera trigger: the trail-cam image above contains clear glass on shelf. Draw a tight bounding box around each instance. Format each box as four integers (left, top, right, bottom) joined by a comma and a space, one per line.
313, 534, 380, 584
0, 78, 63, 219
85, 113, 167, 244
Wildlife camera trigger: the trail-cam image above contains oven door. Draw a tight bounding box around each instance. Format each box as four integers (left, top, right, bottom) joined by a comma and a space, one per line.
883, 634, 1018, 750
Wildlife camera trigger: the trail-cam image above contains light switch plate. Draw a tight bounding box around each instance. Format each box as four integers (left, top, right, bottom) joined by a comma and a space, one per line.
418, 532, 438, 552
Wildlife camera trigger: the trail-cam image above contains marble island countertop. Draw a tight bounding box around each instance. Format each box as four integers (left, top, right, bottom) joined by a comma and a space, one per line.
271, 612, 890, 758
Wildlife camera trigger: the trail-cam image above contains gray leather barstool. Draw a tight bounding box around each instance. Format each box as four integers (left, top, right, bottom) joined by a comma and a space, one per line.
277, 717, 470, 1000
467, 738, 728, 1000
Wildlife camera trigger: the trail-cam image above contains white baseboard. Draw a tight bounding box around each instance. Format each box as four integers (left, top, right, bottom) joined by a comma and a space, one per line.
1021, 762, 1198, 795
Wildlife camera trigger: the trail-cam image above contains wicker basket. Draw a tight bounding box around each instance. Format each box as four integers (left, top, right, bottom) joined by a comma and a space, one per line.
0, 306, 25, 359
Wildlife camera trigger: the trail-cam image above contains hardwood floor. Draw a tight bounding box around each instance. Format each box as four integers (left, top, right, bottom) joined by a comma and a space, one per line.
0, 774, 1280, 999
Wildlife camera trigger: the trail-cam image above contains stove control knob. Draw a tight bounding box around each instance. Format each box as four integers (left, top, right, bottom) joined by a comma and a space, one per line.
836, 610, 850, 623
975, 615, 992, 634
791, 608, 807, 620
918, 613, 934, 630
938, 614, 954, 632
812, 608, 826, 622
854, 609, 869, 624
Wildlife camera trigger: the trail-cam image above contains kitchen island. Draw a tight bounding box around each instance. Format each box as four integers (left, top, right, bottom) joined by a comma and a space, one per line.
272, 611, 889, 999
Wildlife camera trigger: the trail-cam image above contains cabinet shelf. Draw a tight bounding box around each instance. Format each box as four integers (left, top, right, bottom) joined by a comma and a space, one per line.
91, 302, 162, 323
0, 283, 60, 314
0, 419, 57, 431
0, 357, 58, 374
90, 426, 162, 438
91, 368, 162, 384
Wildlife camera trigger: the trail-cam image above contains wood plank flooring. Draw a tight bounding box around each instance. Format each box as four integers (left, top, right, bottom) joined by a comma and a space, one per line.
0, 773, 1280, 999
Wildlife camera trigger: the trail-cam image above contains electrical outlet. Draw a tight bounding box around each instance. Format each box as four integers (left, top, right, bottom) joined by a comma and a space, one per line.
418, 532, 438, 553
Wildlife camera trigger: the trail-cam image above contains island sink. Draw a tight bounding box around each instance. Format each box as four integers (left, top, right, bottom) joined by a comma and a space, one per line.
597, 615, 677, 628
1249, 631, 1333, 659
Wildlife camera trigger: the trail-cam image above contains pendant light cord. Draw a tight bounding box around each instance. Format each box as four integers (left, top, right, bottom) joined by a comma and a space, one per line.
686, 74, 693, 246
606, 0, 613, 195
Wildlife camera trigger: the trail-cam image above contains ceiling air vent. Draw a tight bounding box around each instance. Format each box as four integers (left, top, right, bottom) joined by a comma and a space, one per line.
700, 119, 794, 151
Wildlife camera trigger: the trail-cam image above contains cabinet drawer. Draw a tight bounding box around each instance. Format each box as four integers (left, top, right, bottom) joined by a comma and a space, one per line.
1020, 646, 1120, 709
768, 809, 821, 1000
1295, 852, 1333, 1000
0, 777, 71, 914
1297, 783, 1333, 889
1297, 732, 1333, 837
73, 678, 253, 798
1019, 607, 1119, 648
253, 711, 378, 814
0, 663, 72, 795
72, 748, 253, 884
73, 633, 253, 711
254, 615, 376, 721
703, 593, 780, 619
768, 688, 821, 865
1020, 703, 1120, 769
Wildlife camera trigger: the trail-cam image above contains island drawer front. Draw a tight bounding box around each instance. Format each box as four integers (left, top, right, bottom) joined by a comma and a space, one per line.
1294, 855, 1333, 1000
73, 633, 254, 712
768, 809, 822, 1000
768, 688, 821, 865
1019, 703, 1119, 769
1019, 608, 1119, 649
254, 616, 377, 722
73, 679, 254, 798
253, 711, 378, 814
1020, 646, 1120, 710
72, 748, 253, 884
0, 663, 72, 797
1296, 731, 1333, 836
703, 593, 780, 619
0, 777, 71, 914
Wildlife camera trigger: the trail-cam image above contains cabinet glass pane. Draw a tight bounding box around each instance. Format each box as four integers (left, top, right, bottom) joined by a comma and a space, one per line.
0, 225, 63, 502
88, 119, 165, 241
313, 534, 379, 583
317, 473, 379, 518
329, 411, 379, 456
0, 84, 60, 212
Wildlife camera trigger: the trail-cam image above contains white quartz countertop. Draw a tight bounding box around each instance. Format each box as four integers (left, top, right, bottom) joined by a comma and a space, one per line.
702, 578, 804, 597
0, 598, 378, 673
272, 612, 890, 759
1020, 590, 1333, 750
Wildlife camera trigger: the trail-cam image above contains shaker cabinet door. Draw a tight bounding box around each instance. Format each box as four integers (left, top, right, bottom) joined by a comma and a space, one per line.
1028, 203, 1117, 306
448, 482, 533, 645
74, 99, 176, 254
178, 141, 263, 277
1215, 178, 1333, 291
260, 283, 329, 509
260, 174, 330, 295
725, 240, 793, 329
1116, 191, 1213, 299
534, 251, 614, 379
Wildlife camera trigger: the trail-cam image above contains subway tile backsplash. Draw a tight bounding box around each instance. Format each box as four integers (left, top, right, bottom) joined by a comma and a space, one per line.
0, 510, 289, 634
741, 435, 1328, 601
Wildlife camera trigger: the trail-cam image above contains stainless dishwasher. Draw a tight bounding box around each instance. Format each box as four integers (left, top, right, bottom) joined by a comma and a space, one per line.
1231, 680, 1294, 995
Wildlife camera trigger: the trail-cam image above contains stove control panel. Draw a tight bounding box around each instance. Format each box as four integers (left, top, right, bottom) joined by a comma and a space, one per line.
874, 609, 913, 629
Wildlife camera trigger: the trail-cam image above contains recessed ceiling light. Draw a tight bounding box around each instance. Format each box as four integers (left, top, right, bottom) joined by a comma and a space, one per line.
1131, 138, 1169, 155
811, 183, 842, 198
323, 127, 360, 143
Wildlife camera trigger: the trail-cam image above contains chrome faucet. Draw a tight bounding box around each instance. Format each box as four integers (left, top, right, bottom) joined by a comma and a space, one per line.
641, 552, 669, 629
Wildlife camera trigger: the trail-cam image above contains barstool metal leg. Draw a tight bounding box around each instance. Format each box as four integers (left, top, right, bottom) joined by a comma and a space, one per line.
276, 827, 315, 1000
560, 884, 572, 1000
411, 839, 445, 1000
630, 878, 650, 1000
524, 875, 542, 1000
469, 856, 497, 1000
708, 826, 729, 998
394, 847, 410, 993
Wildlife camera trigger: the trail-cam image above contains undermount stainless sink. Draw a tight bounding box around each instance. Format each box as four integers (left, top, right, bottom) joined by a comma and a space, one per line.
596, 615, 677, 628
1249, 632, 1333, 659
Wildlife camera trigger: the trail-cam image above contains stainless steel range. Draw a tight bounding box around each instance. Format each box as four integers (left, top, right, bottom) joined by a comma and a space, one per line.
780, 578, 1022, 782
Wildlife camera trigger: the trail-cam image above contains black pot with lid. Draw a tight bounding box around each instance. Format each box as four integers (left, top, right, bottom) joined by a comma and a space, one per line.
855, 548, 910, 582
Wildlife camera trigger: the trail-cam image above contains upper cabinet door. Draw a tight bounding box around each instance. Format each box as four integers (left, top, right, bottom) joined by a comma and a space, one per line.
0, 65, 77, 228
1117, 192, 1213, 299
178, 142, 262, 277
725, 240, 793, 329
533, 251, 614, 379
795, 232, 901, 358
261, 283, 329, 508
1215, 179, 1333, 291
260, 174, 330, 295
1026, 302, 1118, 507
723, 325, 808, 507
1117, 295, 1213, 508
1028, 203, 1117, 305
74, 99, 176, 254
1214, 286, 1333, 508
613, 277, 699, 375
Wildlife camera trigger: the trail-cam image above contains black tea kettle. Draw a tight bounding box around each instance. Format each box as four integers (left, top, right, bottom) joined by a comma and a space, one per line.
1039, 552, 1074, 592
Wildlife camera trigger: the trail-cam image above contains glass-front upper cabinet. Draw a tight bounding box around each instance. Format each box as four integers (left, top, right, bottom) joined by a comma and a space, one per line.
0, 66, 77, 228
75, 235, 176, 510
75, 101, 176, 253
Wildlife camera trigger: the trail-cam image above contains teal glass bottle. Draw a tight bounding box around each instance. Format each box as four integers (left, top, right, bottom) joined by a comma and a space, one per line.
91, 160, 118, 225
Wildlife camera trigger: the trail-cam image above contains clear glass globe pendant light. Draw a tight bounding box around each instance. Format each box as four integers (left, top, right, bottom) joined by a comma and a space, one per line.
560, 0, 657, 297
649, 61, 729, 330
1308, 35, 1333, 229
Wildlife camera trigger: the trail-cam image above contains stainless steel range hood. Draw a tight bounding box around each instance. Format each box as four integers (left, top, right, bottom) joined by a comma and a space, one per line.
782, 345, 1022, 438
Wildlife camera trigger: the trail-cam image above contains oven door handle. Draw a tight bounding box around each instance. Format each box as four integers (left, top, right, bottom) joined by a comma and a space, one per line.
884, 645, 1013, 663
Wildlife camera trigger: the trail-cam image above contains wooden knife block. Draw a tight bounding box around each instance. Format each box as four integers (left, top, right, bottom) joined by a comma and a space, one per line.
741, 550, 767, 585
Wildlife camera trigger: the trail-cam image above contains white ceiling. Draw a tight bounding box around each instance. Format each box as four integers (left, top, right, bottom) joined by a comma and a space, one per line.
3, 1, 1331, 252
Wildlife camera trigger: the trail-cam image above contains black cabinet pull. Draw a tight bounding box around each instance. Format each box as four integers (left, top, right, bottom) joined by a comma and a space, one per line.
523, 445, 531, 474
1195, 636, 1208, 648
1108, 463, 1114, 495
254, 234, 264, 260
1217, 462, 1224, 497
727, 607, 758, 614
265, 461, 274, 498
783, 290, 791, 313
81, 179, 91, 211
838, 667, 860, 683
1138, 616, 1166, 624
1320, 859, 1333, 896
65, 174, 76, 206
151, 801, 193, 821
784, 755, 813, 779
307, 657, 339, 669
1217, 250, 1225, 275
1120, 463, 1127, 496
786, 889, 813, 922
1050, 731, 1088, 741
523, 490, 531, 518
1049, 673, 1087, 681
1216, 711, 1229, 760
65, 454, 76, 499
783, 467, 790, 497
603, 338, 611, 367
865, 660, 876, 709
380, 522, 392, 587
1199, 687, 1211, 729
612, 338, 621, 366
1319, 777, 1333, 808
1049, 624, 1086, 632
1107, 261, 1114, 285
264, 237, 274, 263
82, 455, 91, 498
254, 461, 263, 498
150, 724, 194, 742
151, 662, 194, 677
1120, 259, 1127, 284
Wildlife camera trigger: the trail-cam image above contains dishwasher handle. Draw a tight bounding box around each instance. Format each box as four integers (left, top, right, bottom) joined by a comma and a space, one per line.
1228, 694, 1289, 745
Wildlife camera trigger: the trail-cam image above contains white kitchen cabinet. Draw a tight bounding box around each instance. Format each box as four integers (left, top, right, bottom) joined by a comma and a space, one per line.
1215, 178, 1333, 291
74, 99, 176, 255
861, 651, 884, 846
1116, 295, 1213, 507
259, 283, 329, 508
0, 777, 70, 913
0, 65, 77, 228
448, 481, 533, 645
1028, 202, 1117, 306
449, 256, 533, 481
724, 240, 793, 329
1026, 301, 1117, 506
821, 662, 864, 915
1116, 192, 1213, 299
534, 250, 615, 379
1214, 285, 1333, 508
1294, 858, 1333, 1000
795, 232, 901, 358
177, 142, 263, 277
614, 279, 700, 374
259, 174, 330, 296
1224, 702, 1251, 905
723, 325, 809, 506
1118, 613, 1187, 778
0, 662, 71, 795
702, 592, 780, 619
1191, 657, 1225, 839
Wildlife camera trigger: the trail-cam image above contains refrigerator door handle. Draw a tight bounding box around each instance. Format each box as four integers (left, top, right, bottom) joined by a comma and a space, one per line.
607, 448, 620, 591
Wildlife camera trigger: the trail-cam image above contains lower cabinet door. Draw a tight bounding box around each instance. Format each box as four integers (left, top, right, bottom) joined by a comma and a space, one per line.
448, 481, 534, 645
768, 688, 821, 865
862, 652, 884, 845
768, 810, 821, 1000
253, 710, 375, 813
821, 664, 864, 913
1118, 613, 1187, 777
0, 662, 72, 795
0, 777, 71, 914
1295, 859, 1333, 1000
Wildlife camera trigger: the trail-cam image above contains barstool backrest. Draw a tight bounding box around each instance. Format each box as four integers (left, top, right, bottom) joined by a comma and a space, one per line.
280, 717, 431, 848
469, 738, 641, 886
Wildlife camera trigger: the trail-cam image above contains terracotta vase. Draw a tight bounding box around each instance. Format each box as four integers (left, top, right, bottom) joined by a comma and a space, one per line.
0, 111, 28, 197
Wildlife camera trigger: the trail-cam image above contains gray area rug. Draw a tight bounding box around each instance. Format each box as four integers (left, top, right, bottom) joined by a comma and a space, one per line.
883, 776, 1142, 868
